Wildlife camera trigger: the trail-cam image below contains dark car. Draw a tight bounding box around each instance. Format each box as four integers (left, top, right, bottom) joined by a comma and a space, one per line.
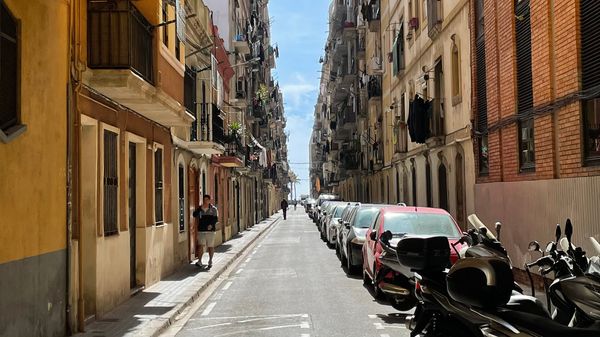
362, 206, 463, 310
313, 194, 341, 224
338, 204, 391, 274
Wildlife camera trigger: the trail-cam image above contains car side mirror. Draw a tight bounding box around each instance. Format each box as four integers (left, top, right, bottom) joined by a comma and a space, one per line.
344, 222, 350, 229
380, 230, 393, 245
369, 231, 377, 241
338, 219, 343, 224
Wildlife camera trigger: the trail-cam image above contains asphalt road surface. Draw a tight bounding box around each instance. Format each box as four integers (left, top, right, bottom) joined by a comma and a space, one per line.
169, 208, 412, 337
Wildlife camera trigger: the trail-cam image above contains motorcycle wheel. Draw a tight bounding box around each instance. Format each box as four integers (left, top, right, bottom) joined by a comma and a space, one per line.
390, 295, 417, 311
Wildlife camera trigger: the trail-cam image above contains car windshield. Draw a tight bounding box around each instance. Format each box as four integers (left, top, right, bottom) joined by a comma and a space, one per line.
355, 208, 380, 228
333, 206, 346, 218
383, 213, 461, 238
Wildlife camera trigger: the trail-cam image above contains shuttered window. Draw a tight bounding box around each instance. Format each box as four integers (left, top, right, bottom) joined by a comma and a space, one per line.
155, 148, 164, 224
104, 130, 119, 236
515, 0, 535, 170
476, 0, 488, 175
0, 2, 18, 132
392, 25, 404, 75
581, 0, 600, 163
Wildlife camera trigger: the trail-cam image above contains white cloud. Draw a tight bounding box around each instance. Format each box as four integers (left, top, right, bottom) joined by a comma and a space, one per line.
280, 74, 318, 113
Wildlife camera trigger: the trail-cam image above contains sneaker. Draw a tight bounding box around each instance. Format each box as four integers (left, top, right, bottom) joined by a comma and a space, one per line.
195, 261, 203, 268
207, 261, 213, 268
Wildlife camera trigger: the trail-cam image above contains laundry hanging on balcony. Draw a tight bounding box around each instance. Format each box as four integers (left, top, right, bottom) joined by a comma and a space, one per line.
407, 94, 432, 144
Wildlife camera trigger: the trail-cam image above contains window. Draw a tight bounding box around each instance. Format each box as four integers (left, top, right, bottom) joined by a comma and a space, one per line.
476, 0, 488, 175
162, 1, 168, 47
175, 20, 181, 61
0, 2, 19, 136
438, 163, 448, 211
425, 159, 432, 207
580, 0, 600, 163
392, 25, 405, 74
155, 148, 164, 224
519, 118, 535, 170
411, 161, 417, 205
427, 0, 442, 38
178, 164, 185, 232
214, 174, 219, 205
515, 0, 534, 170
383, 213, 461, 238
451, 38, 461, 104
104, 130, 119, 236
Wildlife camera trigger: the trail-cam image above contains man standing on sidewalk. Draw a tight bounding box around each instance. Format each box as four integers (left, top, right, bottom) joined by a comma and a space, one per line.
193, 195, 219, 268
281, 199, 288, 220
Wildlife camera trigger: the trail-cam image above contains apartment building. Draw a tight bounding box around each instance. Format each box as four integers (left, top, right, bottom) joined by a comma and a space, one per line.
471, 0, 600, 268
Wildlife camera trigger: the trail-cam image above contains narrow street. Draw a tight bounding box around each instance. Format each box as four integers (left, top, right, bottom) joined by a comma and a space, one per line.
169, 209, 411, 337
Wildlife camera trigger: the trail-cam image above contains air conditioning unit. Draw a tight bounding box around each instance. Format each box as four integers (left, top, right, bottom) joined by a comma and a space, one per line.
408, 17, 419, 30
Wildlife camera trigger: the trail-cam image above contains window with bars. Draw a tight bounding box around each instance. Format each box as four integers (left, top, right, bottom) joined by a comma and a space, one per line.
178, 165, 185, 232
104, 130, 119, 236
581, 0, 600, 164
0, 2, 18, 133
155, 148, 164, 224
515, 0, 534, 170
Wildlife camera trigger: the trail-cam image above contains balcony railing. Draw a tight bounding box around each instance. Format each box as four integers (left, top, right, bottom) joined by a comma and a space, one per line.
88, 0, 154, 84
368, 75, 382, 99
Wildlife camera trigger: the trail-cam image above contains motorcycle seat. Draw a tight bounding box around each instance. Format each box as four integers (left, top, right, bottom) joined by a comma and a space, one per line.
497, 310, 600, 337
502, 294, 550, 318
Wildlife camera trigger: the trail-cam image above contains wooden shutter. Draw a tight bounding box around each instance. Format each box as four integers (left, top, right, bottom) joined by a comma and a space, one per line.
104, 130, 119, 236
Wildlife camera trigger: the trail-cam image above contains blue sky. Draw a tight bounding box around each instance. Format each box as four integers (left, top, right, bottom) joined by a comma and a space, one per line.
269, 0, 329, 198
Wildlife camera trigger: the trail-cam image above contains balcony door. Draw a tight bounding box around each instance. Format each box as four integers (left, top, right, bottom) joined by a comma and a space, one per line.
128, 142, 137, 289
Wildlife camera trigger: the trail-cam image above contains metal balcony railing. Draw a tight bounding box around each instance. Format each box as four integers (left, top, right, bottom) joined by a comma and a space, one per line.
88, 0, 154, 84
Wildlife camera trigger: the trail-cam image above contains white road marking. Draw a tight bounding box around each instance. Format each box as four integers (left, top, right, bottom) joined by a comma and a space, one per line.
236, 268, 244, 275
380, 334, 391, 337
302, 314, 309, 318
300, 322, 310, 329
258, 324, 303, 331
190, 313, 308, 321
368, 315, 377, 319
374, 322, 385, 330
301, 334, 311, 337
222, 281, 232, 290
187, 322, 232, 331
245, 257, 252, 263
201, 302, 217, 316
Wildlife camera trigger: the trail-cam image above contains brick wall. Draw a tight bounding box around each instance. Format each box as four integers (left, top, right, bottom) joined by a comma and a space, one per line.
472, 0, 600, 184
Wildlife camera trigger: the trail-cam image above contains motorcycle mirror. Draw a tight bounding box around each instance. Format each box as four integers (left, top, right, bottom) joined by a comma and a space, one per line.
565, 219, 573, 247
555, 224, 562, 243
495, 222, 502, 241
590, 237, 600, 255
545, 242, 554, 253
528, 241, 541, 252
380, 230, 393, 245
369, 231, 377, 241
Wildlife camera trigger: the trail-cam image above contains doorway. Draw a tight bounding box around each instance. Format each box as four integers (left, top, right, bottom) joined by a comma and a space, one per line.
236, 181, 241, 233
128, 142, 137, 289
188, 167, 199, 262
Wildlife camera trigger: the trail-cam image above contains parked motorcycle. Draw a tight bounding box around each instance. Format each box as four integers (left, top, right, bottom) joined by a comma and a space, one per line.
378, 231, 417, 311
394, 215, 600, 337
525, 219, 600, 328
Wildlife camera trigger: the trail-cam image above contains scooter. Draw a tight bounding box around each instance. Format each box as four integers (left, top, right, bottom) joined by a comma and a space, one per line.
525, 219, 600, 328
395, 215, 600, 337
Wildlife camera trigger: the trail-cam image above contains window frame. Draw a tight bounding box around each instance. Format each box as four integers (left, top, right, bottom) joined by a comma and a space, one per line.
101, 124, 121, 237
580, 0, 600, 165
162, 0, 169, 47
451, 38, 461, 105
154, 143, 165, 225
0, 1, 24, 143
518, 118, 536, 172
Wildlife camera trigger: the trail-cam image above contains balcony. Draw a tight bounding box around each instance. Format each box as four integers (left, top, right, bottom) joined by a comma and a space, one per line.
187, 104, 226, 155
216, 140, 245, 168
85, 0, 193, 127
366, 0, 381, 32
367, 75, 382, 100
233, 34, 251, 55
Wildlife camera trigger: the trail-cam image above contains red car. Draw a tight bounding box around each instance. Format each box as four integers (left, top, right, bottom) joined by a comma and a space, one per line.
362, 206, 463, 308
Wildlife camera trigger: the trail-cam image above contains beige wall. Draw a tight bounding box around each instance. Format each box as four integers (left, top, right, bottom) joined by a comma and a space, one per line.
475, 176, 600, 269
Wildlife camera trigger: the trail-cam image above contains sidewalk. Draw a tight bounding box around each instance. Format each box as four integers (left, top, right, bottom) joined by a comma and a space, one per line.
74, 214, 282, 337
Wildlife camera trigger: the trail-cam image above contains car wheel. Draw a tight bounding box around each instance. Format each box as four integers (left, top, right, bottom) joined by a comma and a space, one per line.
344, 248, 354, 274
372, 264, 385, 300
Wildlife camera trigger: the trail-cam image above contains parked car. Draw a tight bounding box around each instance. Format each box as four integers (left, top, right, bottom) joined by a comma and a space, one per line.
362, 206, 463, 309
325, 203, 354, 247
313, 194, 341, 224
335, 203, 361, 258
319, 201, 345, 239
305, 198, 316, 214
338, 204, 391, 274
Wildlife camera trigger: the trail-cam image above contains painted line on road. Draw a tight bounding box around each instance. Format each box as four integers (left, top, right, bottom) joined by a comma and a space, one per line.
368, 314, 377, 319
300, 321, 310, 329
200, 302, 217, 316
222, 281, 232, 290
245, 257, 252, 263
380, 334, 391, 337
301, 334, 311, 337
374, 322, 385, 330
236, 268, 244, 275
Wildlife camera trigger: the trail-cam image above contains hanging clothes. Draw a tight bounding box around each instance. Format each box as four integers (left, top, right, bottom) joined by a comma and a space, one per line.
407, 94, 432, 144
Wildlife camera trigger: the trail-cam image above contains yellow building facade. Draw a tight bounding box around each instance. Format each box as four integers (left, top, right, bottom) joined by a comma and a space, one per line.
0, 0, 69, 336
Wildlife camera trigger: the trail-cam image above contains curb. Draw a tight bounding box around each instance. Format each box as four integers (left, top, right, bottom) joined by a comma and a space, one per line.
149, 215, 282, 337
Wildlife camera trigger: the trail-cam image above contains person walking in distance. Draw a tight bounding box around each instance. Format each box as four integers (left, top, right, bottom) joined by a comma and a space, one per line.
281, 199, 289, 220
193, 195, 219, 268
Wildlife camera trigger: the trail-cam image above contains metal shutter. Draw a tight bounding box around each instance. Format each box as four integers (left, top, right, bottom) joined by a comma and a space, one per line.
581, 0, 600, 91
515, 0, 533, 116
